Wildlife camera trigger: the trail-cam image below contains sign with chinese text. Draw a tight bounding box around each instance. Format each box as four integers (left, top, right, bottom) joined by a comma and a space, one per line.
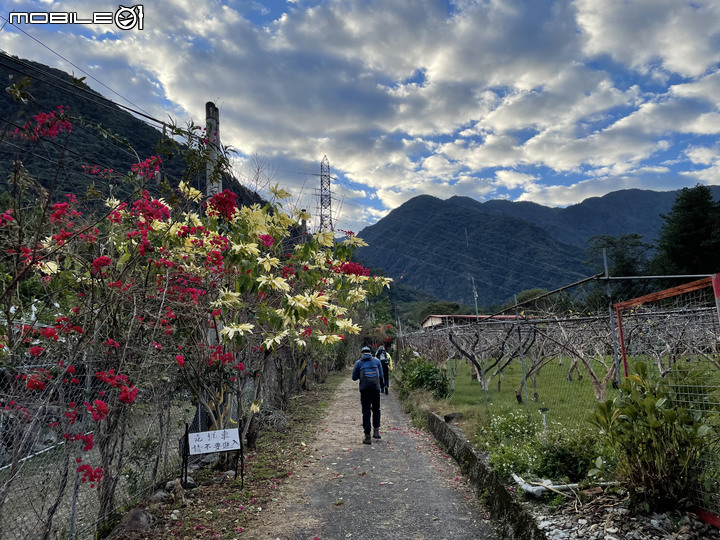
188, 428, 240, 455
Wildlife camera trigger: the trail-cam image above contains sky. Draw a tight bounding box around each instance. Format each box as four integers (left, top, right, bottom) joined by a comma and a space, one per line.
2, 0, 720, 234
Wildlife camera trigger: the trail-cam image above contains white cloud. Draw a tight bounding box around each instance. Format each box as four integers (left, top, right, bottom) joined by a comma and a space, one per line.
2, 0, 720, 225
494, 170, 536, 190
518, 175, 687, 207
575, 0, 720, 77
481, 65, 640, 133
685, 146, 720, 166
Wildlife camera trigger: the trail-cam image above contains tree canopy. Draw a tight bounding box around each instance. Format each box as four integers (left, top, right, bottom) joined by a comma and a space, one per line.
653, 184, 720, 276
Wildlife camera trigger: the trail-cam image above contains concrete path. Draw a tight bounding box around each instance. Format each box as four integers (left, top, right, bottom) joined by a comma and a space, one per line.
247, 377, 499, 540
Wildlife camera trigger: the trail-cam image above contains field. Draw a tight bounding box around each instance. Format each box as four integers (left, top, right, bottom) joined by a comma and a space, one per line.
446, 358, 620, 435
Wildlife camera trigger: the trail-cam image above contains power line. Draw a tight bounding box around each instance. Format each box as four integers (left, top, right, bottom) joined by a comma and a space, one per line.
0, 18, 155, 118
361, 211, 589, 282
366, 230, 582, 295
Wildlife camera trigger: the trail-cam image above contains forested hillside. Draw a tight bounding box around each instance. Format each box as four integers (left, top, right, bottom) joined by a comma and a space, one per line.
0, 52, 261, 205
357, 187, 720, 307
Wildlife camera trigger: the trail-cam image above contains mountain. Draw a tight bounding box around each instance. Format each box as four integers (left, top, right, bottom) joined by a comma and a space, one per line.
0, 52, 261, 206
357, 188, 720, 307
453, 188, 720, 247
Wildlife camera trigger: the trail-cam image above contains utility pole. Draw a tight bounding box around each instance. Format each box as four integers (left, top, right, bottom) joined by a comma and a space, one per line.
205, 101, 221, 197
465, 228, 480, 321
319, 155, 333, 232
604, 249, 623, 387
203, 102, 222, 427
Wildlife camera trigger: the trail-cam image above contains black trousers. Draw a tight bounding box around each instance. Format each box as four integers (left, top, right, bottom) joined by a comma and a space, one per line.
381, 363, 389, 389
360, 388, 381, 434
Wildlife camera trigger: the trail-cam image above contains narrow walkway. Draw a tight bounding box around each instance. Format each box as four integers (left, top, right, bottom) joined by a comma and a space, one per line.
247, 377, 499, 539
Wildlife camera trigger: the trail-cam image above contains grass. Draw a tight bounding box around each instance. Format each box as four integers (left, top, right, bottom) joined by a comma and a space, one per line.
447, 359, 620, 436
395, 356, 621, 460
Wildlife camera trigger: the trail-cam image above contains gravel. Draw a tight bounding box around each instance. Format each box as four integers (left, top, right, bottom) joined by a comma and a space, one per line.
522, 494, 720, 540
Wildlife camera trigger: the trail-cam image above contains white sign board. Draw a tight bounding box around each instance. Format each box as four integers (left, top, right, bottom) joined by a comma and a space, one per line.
188, 428, 240, 455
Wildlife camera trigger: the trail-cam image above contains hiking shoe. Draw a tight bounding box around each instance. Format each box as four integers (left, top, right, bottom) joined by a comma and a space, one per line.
363, 434, 372, 445
384, 387, 388, 395
373, 428, 382, 439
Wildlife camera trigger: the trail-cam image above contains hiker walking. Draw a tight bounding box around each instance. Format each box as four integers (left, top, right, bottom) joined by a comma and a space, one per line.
375, 345, 392, 394
351, 346, 384, 445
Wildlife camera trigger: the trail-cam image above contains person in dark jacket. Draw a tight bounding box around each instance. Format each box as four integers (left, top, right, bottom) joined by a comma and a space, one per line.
351, 346, 384, 445
375, 345, 392, 394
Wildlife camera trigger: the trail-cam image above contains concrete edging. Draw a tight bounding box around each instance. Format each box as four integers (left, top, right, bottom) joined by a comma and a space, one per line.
427, 412, 546, 540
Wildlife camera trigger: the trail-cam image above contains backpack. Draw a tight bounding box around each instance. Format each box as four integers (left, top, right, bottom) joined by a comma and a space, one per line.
378, 350, 389, 365
359, 360, 380, 389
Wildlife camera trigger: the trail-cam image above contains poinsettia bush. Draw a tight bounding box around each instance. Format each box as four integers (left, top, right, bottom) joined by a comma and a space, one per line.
0, 101, 390, 533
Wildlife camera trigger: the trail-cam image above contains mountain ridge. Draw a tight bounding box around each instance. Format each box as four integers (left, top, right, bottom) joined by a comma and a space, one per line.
357, 187, 720, 307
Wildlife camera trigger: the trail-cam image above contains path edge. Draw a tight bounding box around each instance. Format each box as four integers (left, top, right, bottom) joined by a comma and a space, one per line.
428, 412, 547, 540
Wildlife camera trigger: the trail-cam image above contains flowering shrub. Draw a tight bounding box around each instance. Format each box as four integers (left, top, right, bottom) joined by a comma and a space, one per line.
12, 105, 72, 140
206, 189, 238, 220
0, 101, 392, 532
130, 155, 161, 180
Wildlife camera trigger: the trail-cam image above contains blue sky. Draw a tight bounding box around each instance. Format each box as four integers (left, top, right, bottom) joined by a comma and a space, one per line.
2, 0, 720, 234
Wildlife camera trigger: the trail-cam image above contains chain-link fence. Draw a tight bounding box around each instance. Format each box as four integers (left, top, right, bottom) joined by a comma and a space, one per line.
0, 370, 196, 539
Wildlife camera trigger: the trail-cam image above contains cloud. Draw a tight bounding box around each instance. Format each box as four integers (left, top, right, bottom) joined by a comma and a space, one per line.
575, 0, 720, 77
518, 174, 687, 207
685, 145, 720, 165
2, 0, 720, 225
494, 170, 536, 190
481, 65, 640, 133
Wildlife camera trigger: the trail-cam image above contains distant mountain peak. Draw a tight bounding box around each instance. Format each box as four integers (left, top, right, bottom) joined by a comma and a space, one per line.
357, 186, 720, 306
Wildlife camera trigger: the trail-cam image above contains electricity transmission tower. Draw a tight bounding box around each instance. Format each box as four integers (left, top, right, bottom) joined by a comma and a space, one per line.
319, 155, 333, 232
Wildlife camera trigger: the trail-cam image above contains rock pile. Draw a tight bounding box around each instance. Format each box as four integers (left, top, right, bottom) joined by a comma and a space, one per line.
525, 494, 720, 540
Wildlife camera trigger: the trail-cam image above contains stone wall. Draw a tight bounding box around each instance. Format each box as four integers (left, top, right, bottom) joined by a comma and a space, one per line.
427, 412, 546, 540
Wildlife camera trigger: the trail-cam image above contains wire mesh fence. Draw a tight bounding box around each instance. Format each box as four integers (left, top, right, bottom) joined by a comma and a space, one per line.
0, 376, 195, 539
398, 276, 720, 515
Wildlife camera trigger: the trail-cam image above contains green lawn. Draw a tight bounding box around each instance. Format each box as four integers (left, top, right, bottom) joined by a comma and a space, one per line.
447, 358, 620, 432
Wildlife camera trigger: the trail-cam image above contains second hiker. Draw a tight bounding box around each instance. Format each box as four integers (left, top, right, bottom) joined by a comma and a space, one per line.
375, 345, 392, 394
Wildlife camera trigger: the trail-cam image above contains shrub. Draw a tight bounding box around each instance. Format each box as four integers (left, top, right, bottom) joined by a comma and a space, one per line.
477, 411, 603, 484
488, 441, 537, 480
400, 356, 450, 400
488, 410, 537, 441
477, 411, 539, 480
592, 361, 720, 511
534, 427, 603, 483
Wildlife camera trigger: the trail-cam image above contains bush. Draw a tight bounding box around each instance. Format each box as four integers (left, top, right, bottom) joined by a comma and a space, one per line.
477, 411, 539, 480
534, 428, 603, 483
400, 356, 450, 400
487, 410, 537, 441
477, 411, 602, 484
592, 361, 720, 511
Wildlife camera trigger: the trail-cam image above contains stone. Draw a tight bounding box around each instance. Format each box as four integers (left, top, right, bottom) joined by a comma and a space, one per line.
150, 489, 170, 503
182, 476, 197, 488
200, 454, 217, 466
106, 508, 153, 538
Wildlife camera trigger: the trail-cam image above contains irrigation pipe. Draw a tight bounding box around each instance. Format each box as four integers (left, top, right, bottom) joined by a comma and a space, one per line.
0, 430, 94, 473
512, 473, 617, 498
